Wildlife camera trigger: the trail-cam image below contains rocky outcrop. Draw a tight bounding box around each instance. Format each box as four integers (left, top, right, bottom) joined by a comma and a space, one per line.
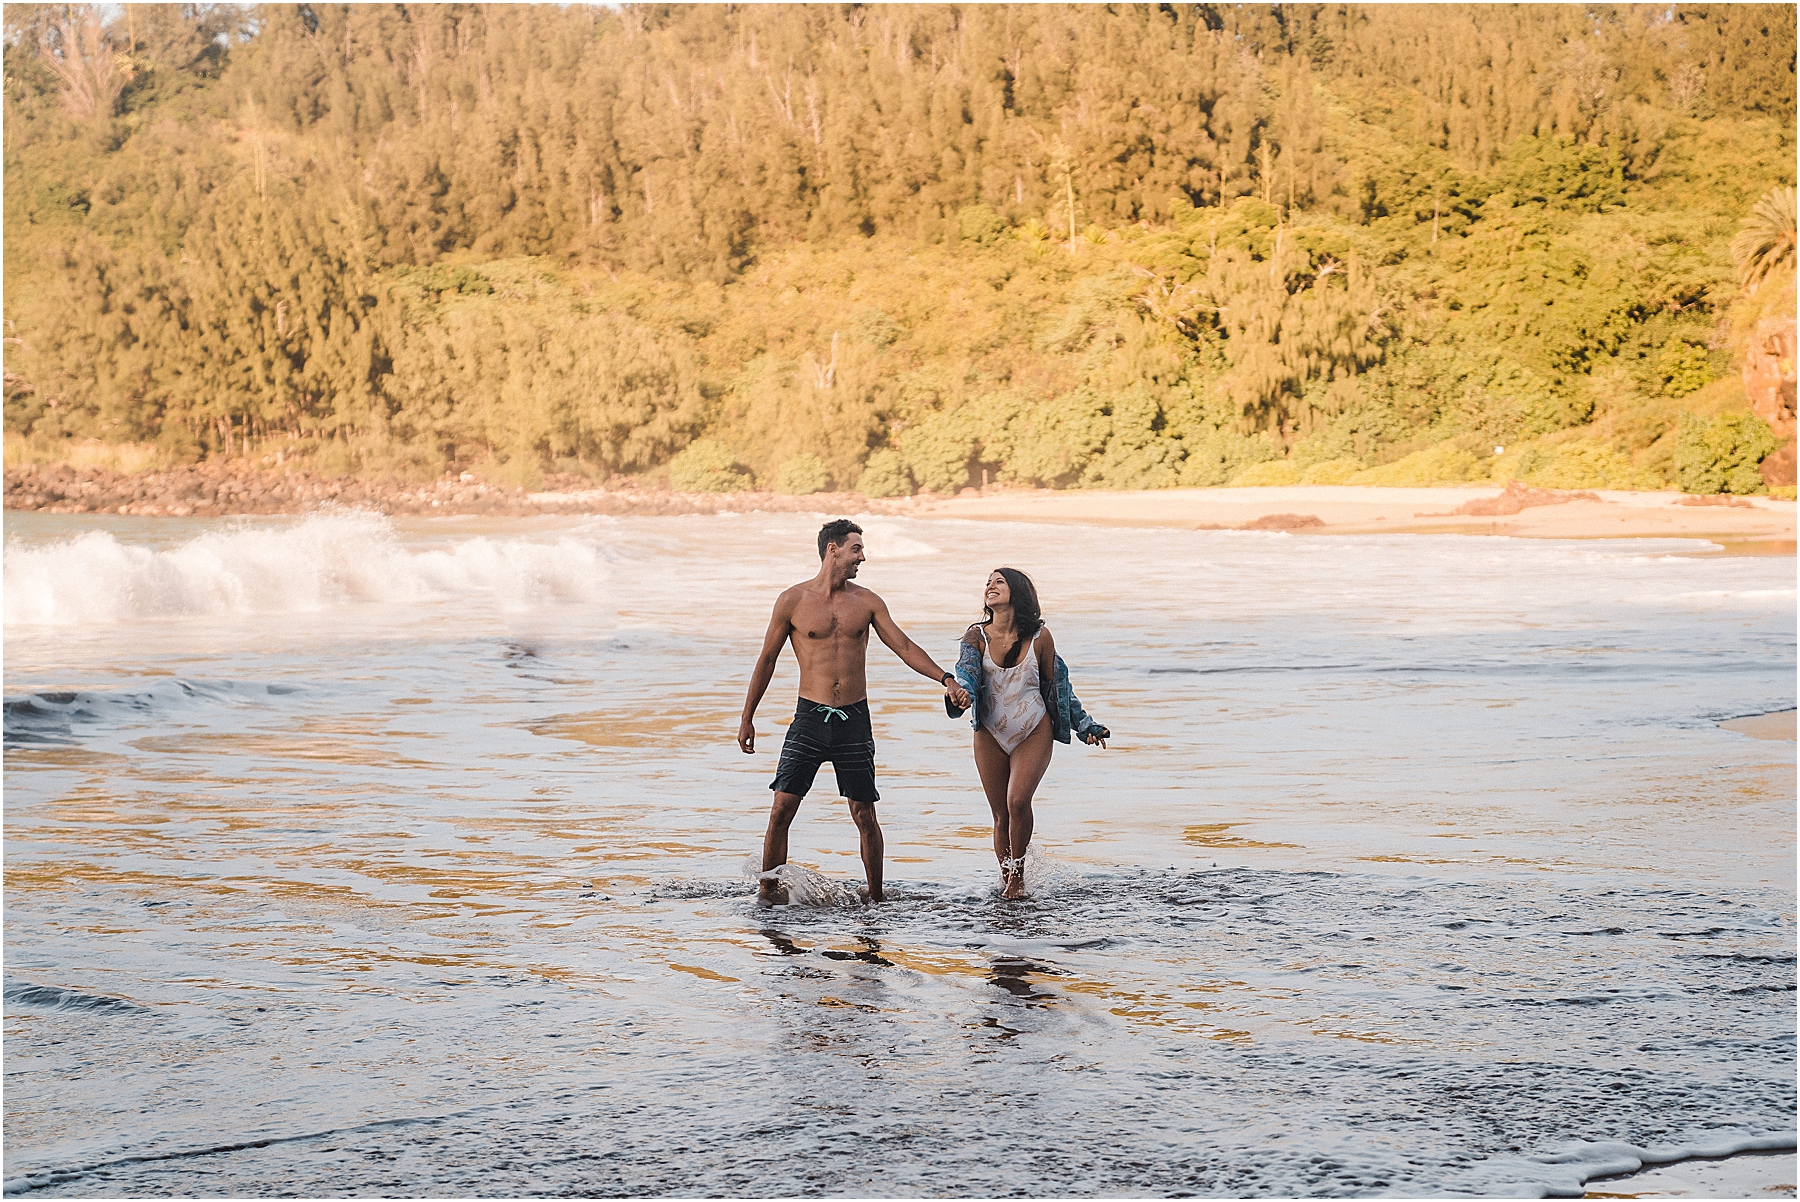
1745, 315, 1797, 487
4, 462, 544, 517
1449, 480, 1600, 516
1240, 513, 1325, 530
2, 461, 907, 518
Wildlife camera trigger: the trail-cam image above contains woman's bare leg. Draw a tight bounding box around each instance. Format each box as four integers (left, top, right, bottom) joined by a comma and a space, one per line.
999, 718, 1054, 897
973, 727, 1013, 880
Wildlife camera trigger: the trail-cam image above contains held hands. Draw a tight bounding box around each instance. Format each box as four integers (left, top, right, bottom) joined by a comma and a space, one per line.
737, 716, 756, 754
945, 681, 972, 710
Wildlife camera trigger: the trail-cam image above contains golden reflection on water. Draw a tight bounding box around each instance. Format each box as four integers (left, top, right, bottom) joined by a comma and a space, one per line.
525, 707, 728, 747
6, 746, 130, 771
1182, 823, 1300, 850
861, 944, 993, 979
130, 732, 439, 768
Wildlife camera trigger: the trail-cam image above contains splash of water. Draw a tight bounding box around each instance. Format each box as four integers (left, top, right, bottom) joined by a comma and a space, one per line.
4, 510, 608, 626
743, 856, 866, 906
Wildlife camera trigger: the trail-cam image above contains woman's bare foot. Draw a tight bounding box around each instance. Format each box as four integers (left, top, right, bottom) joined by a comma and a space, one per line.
999, 858, 1026, 900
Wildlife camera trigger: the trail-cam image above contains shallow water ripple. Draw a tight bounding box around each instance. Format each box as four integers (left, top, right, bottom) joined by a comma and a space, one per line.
3, 511, 1794, 1196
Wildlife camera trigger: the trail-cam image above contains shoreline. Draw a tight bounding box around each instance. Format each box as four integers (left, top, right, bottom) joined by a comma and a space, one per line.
908, 483, 1797, 548
1719, 710, 1798, 741
5, 465, 1794, 548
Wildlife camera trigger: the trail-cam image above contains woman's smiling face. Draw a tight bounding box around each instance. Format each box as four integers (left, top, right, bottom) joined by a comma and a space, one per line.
984, 571, 1010, 608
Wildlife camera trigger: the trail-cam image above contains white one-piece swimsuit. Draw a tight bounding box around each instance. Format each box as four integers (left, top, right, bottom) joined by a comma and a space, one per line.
981, 628, 1048, 754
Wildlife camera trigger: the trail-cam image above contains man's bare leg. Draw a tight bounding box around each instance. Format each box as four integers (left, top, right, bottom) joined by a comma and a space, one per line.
761, 791, 803, 902
848, 798, 885, 902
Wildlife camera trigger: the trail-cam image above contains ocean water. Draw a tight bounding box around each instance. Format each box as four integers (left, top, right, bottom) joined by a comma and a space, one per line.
4, 508, 1794, 1198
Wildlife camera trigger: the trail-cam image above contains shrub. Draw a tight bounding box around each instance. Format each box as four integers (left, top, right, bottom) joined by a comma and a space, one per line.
1657, 341, 1714, 397
1517, 441, 1645, 490
1352, 444, 1481, 486
899, 409, 979, 494
4, 434, 172, 474
773, 454, 831, 495
1675, 412, 1778, 495
1178, 429, 1278, 487
1292, 426, 1356, 469
857, 449, 914, 497
1082, 387, 1182, 489
1229, 460, 1301, 487
1016, 219, 1052, 254
668, 440, 752, 492
1301, 458, 1364, 485
957, 204, 1008, 248
485, 455, 543, 492
998, 389, 1110, 487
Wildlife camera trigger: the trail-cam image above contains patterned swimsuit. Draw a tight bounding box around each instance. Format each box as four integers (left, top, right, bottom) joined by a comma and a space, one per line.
981, 628, 1047, 754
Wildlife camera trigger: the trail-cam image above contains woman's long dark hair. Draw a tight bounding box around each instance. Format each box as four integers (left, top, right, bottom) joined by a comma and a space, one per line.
982, 567, 1043, 667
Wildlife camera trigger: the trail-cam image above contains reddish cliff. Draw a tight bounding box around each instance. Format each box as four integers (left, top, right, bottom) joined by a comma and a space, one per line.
1745, 315, 1797, 487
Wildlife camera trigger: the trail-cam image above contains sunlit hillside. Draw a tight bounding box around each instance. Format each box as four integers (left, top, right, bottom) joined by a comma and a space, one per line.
4, 4, 1794, 492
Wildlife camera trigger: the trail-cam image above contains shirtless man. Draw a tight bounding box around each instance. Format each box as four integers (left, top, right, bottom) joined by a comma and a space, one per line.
738, 519, 970, 903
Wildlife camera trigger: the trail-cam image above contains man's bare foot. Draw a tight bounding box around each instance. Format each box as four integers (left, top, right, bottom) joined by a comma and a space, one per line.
758, 873, 790, 905
856, 884, 884, 904
1000, 876, 1026, 900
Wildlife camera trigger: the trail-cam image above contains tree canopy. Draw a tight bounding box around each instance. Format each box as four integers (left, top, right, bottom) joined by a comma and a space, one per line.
5, 3, 1795, 492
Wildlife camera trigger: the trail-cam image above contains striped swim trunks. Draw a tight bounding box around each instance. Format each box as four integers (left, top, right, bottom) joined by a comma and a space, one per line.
770, 698, 879, 804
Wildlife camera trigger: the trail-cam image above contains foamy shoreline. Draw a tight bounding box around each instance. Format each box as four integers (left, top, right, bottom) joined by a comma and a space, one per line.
5, 465, 1794, 547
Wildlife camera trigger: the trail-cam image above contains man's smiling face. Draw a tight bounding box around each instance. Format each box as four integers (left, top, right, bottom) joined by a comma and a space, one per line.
831, 535, 866, 578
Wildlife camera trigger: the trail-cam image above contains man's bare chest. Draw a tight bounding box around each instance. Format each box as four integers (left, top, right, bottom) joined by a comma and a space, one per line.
792, 597, 872, 646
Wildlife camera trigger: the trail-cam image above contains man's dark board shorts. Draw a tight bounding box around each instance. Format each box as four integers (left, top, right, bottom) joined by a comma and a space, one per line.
770, 698, 880, 804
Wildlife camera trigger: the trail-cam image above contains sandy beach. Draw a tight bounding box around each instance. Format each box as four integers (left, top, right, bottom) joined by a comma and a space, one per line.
8, 463, 1795, 550
906, 484, 1798, 549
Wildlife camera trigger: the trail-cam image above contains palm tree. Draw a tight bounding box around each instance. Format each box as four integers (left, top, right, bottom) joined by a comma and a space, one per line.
1733, 185, 1797, 292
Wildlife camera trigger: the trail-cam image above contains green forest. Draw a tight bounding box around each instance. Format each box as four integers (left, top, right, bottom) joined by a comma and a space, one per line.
4, 3, 1795, 494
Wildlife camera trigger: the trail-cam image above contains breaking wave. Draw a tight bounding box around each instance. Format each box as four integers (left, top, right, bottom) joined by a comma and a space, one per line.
4, 511, 608, 626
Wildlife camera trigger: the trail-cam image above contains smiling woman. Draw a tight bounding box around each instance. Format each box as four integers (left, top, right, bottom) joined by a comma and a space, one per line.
1, 509, 1793, 1196
948, 566, 1110, 898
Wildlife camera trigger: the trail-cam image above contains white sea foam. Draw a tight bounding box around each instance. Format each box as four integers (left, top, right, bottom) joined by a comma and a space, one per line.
1505, 1131, 1800, 1197
857, 523, 940, 560
4, 511, 608, 627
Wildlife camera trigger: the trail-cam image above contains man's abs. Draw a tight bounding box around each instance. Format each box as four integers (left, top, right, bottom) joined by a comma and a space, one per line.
786, 588, 877, 705
790, 638, 869, 705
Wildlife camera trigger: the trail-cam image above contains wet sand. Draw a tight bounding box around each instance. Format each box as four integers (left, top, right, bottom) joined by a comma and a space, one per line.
1720, 710, 1799, 741
1584, 1150, 1796, 1198
909, 485, 1798, 548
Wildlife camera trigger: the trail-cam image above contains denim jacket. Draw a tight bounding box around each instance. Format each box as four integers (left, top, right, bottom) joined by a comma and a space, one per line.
945, 630, 1106, 745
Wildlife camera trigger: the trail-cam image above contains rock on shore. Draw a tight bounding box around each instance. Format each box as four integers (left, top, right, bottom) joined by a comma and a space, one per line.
2, 462, 903, 519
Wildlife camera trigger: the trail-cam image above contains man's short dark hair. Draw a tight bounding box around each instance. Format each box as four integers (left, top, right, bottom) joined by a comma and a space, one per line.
818, 518, 863, 559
